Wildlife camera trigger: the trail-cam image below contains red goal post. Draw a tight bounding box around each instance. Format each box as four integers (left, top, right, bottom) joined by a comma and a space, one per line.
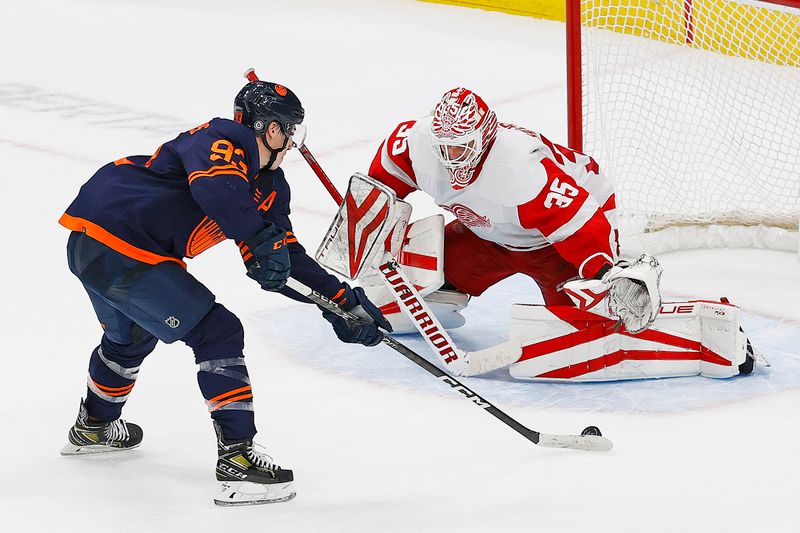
567, 0, 800, 255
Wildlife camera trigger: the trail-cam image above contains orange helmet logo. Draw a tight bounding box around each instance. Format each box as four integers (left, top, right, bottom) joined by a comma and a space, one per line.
275, 85, 288, 97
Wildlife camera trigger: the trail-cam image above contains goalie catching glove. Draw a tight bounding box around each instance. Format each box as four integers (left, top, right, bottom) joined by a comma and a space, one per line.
322, 284, 392, 347
601, 254, 663, 333
564, 254, 663, 334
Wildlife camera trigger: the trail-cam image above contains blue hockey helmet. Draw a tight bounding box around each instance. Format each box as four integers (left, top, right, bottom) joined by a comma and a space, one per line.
234, 81, 304, 138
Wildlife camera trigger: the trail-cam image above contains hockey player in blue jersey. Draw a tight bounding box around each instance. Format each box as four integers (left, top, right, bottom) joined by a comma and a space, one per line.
59, 77, 390, 506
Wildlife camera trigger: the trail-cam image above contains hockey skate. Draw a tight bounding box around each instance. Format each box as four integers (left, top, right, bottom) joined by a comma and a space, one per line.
214, 422, 296, 507
60, 399, 143, 455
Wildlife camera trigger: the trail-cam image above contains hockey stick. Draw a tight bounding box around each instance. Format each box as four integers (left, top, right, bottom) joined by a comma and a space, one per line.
241, 69, 610, 449
377, 254, 521, 376
297, 144, 344, 205
286, 277, 613, 452
243, 67, 345, 204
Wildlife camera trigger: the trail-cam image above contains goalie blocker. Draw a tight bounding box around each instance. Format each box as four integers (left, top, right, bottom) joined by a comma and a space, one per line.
315, 173, 468, 335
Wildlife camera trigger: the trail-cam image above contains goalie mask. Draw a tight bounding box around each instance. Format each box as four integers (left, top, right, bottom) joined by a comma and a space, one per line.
430, 87, 498, 190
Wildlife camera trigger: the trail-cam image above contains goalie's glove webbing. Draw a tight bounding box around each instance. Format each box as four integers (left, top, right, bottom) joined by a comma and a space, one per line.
602, 254, 663, 334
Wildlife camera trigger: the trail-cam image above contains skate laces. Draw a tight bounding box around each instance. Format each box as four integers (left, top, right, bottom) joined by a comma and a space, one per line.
104, 419, 131, 442
245, 442, 276, 471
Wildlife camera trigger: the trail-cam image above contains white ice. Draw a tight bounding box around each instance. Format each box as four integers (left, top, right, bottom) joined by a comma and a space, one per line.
1, 1, 799, 532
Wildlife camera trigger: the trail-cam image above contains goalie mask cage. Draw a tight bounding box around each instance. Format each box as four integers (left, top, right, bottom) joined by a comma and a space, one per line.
567, 0, 800, 255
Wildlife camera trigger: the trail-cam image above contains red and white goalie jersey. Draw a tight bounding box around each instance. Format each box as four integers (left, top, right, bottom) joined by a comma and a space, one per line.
368, 114, 619, 280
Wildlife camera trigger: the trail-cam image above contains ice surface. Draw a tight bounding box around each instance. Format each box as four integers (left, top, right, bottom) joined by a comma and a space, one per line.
1, 1, 799, 532
271, 273, 800, 413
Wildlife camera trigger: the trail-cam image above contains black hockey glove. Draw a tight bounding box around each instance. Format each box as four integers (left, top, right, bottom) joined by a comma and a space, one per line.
322, 284, 392, 347
242, 223, 291, 291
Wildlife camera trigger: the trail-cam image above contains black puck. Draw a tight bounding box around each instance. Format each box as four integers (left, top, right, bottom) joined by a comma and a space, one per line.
581, 425, 602, 436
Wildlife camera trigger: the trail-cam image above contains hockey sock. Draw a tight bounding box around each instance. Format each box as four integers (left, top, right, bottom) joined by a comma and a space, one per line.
183, 303, 256, 442
84, 333, 157, 422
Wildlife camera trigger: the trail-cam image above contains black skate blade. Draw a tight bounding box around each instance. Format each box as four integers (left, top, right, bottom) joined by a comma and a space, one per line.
60, 442, 140, 456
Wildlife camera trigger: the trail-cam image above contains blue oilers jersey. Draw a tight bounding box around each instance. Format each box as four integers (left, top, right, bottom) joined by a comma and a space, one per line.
60, 118, 267, 266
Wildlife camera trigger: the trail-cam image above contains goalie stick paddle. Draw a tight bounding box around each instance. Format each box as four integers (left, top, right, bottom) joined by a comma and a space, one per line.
286, 277, 613, 452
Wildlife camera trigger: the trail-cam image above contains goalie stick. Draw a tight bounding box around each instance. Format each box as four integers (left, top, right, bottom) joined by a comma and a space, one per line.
242, 69, 611, 450
376, 252, 521, 377
285, 277, 612, 452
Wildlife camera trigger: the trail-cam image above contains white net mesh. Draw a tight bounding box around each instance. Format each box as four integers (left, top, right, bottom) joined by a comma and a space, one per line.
578, 0, 800, 250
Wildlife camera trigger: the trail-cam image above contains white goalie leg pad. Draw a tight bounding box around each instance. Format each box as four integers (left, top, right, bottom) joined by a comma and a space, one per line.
507, 300, 748, 382
359, 214, 470, 333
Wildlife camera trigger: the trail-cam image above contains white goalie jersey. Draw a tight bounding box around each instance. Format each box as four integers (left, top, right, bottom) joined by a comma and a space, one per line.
368, 117, 620, 279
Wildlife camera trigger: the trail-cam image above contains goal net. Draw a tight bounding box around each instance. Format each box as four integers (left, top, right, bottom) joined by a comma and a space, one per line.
567, 0, 800, 254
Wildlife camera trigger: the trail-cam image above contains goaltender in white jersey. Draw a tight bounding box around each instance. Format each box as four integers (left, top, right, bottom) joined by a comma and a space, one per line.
373, 114, 617, 264
349, 87, 756, 381
368, 88, 618, 310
